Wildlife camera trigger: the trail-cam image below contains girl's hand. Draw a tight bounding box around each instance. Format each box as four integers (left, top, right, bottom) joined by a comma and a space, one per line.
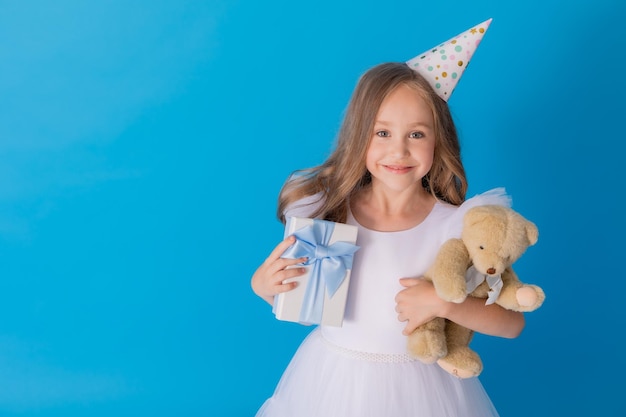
251, 235, 308, 305
395, 278, 446, 336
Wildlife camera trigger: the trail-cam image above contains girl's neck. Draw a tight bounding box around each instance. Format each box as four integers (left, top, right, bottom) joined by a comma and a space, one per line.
350, 183, 436, 232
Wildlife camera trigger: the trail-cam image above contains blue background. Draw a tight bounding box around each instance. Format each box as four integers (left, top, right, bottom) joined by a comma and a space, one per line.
0, 0, 624, 415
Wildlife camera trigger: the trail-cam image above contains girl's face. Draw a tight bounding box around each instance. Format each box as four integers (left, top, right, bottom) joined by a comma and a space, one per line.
365, 84, 435, 194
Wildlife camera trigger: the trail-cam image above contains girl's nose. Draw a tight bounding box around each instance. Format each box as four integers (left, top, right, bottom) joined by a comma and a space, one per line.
391, 138, 410, 156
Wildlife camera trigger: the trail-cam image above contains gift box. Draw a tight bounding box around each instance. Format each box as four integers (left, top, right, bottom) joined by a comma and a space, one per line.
273, 217, 359, 327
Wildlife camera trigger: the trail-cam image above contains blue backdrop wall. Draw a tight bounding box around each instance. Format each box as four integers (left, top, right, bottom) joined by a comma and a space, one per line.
0, 0, 624, 415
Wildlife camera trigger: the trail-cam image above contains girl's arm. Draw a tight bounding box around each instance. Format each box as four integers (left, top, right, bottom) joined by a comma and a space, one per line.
395, 278, 525, 338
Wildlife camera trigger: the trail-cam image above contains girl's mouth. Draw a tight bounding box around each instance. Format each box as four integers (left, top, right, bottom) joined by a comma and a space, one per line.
383, 164, 413, 174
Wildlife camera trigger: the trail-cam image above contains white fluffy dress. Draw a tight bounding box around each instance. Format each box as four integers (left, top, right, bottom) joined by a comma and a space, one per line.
256, 189, 510, 417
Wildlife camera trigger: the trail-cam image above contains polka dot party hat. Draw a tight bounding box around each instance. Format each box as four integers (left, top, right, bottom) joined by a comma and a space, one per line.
406, 18, 492, 101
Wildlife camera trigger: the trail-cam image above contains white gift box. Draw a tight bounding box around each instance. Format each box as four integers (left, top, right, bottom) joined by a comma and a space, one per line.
273, 217, 359, 327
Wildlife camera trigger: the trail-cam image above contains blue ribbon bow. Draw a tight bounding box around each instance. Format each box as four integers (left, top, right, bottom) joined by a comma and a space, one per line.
281, 220, 359, 325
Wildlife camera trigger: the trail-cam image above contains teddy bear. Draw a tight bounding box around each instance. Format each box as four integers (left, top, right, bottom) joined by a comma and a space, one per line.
407, 204, 545, 378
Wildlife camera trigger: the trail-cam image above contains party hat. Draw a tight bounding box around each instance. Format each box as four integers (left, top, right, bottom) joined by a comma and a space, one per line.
406, 18, 492, 101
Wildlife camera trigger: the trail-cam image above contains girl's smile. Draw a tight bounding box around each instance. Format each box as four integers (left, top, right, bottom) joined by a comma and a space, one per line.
382, 164, 415, 174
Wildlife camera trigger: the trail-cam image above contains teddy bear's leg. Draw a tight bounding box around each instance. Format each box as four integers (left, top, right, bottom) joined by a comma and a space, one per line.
436, 321, 483, 379
515, 284, 545, 310
407, 317, 447, 364
497, 269, 545, 312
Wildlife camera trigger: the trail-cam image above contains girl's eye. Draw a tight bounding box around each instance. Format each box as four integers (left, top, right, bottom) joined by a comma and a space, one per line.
376, 130, 390, 137
410, 131, 425, 139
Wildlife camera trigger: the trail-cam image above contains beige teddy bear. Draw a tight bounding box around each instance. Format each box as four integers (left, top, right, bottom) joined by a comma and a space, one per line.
407, 204, 546, 378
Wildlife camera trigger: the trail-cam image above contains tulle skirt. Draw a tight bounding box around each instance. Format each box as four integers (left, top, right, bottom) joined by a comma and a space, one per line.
256, 328, 499, 417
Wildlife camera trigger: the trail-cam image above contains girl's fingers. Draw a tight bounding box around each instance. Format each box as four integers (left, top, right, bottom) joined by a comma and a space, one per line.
274, 256, 307, 273
276, 266, 307, 284
255, 236, 308, 298
270, 266, 306, 295
274, 280, 299, 294
399, 277, 421, 287
402, 323, 416, 336
264, 235, 297, 264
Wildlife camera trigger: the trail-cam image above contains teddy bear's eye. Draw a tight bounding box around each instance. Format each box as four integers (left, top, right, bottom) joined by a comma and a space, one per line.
479, 246, 484, 250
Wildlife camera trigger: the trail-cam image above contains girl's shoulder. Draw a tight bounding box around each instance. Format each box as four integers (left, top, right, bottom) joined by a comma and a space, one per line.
283, 192, 325, 219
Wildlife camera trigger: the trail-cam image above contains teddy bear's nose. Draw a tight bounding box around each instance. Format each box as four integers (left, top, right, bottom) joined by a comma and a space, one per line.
486, 267, 496, 275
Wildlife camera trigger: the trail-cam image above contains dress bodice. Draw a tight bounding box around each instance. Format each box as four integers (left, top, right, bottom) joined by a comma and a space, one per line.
321, 203, 456, 354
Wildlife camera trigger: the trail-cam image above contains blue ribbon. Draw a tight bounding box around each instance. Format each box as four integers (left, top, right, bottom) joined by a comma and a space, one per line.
281, 220, 359, 325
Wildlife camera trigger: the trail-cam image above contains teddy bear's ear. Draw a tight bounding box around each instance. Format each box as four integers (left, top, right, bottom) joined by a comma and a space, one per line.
464, 206, 491, 227
525, 221, 539, 246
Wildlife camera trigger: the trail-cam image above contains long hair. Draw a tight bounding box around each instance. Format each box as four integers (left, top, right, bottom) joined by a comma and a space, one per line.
277, 62, 467, 223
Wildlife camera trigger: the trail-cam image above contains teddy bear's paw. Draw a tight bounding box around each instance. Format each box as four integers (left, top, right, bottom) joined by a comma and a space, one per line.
407, 332, 447, 364
437, 358, 482, 379
434, 282, 467, 304
515, 285, 545, 311
449, 294, 467, 303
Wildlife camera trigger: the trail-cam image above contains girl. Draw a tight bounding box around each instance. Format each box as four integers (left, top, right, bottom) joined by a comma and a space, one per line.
251, 61, 524, 416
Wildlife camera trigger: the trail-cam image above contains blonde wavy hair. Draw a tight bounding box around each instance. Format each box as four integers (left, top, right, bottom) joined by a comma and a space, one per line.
277, 62, 467, 223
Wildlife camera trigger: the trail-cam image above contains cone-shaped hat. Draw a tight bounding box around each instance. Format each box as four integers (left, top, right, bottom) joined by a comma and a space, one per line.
406, 18, 492, 101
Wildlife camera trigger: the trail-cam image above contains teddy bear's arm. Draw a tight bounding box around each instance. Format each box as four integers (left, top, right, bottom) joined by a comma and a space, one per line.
426, 239, 471, 303
497, 268, 546, 312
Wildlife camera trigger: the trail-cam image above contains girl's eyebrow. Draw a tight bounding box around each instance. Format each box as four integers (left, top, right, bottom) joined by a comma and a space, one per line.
374, 120, 433, 129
